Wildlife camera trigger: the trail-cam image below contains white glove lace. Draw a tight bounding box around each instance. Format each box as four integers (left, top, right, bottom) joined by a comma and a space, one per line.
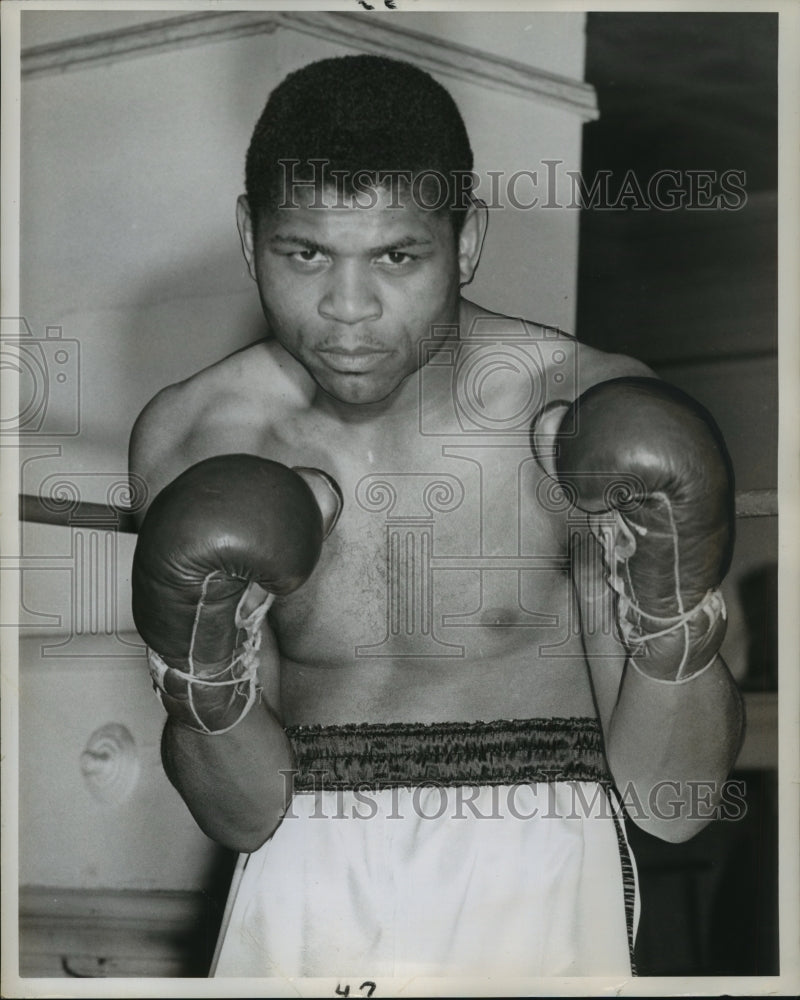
147, 573, 274, 734
590, 493, 726, 680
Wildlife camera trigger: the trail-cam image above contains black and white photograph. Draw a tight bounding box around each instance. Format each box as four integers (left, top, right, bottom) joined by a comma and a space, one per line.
1, 1, 798, 996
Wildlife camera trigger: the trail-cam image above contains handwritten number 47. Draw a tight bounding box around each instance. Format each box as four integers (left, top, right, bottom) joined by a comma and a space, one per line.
336, 983, 376, 998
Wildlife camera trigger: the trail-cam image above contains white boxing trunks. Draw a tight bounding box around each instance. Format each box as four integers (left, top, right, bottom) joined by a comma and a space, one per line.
212, 717, 639, 978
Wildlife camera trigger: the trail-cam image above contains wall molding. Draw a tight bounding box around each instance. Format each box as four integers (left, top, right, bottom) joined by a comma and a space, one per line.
21, 11, 598, 120
19, 886, 219, 977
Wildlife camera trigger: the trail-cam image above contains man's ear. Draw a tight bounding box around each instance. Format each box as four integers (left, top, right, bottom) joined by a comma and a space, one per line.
457, 198, 488, 286
236, 194, 258, 281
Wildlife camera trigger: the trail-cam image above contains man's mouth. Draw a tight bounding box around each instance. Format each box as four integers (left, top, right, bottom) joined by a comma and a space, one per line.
317, 347, 392, 373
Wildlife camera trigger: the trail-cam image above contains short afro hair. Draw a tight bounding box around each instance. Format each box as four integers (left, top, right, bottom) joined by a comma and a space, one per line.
245, 54, 475, 233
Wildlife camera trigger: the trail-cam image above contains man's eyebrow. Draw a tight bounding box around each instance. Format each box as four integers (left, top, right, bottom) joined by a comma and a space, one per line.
370, 235, 434, 255
269, 234, 434, 255
269, 234, 331, 253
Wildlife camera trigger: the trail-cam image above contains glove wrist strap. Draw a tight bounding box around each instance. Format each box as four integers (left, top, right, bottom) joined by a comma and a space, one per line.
623, 587, 727, 680
629, 649, 721, 685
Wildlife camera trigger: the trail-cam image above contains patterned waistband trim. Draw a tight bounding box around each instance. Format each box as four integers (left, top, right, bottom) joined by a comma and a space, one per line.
284, 716, 610, 790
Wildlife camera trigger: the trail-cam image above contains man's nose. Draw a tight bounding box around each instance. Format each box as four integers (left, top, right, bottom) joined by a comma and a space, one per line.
318, 262, 382, 325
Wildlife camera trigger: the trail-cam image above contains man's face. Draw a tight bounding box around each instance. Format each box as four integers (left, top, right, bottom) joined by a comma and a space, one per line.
239, 185, 481, 406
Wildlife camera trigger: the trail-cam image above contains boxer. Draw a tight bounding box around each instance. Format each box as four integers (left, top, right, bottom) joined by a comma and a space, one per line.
130, 55, 743, 978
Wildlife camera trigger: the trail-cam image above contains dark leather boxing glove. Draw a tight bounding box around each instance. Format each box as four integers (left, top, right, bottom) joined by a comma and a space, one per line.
132, 454, 342, 733
556, 377, 735, 680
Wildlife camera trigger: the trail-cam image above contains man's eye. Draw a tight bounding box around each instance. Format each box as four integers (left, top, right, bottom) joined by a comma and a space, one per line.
291, 249, 326, 263
380, 251, 416, 265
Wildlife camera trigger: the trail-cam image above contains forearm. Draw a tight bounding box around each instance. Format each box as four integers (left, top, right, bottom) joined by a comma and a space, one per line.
162, 701, 294, 853
606, 653, 745, 841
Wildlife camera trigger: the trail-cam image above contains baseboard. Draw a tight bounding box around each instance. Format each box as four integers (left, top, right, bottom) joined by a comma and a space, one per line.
19, 886, 222, 978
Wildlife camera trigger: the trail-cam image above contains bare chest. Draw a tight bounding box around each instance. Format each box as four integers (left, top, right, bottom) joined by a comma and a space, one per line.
266, 419, 579, 672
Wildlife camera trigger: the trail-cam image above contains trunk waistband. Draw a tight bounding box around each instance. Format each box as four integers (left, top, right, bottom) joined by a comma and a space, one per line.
284, 716, 611, 790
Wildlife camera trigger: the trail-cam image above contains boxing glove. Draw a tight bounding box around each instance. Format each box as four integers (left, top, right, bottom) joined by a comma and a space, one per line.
132, 454, 341, 733
555, 377, 735, 680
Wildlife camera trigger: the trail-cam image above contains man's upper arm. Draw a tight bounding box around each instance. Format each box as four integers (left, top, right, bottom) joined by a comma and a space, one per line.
128, 384, 188, 528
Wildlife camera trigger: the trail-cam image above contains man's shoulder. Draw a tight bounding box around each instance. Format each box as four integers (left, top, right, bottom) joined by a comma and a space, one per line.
571, 340, 655, 394
514, 315, 654, 394
457, 301, 656, 476
529, 339, 655, 477
459, 299, 654, 406
129, 340, 314, 511
148, 337, 313, 416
